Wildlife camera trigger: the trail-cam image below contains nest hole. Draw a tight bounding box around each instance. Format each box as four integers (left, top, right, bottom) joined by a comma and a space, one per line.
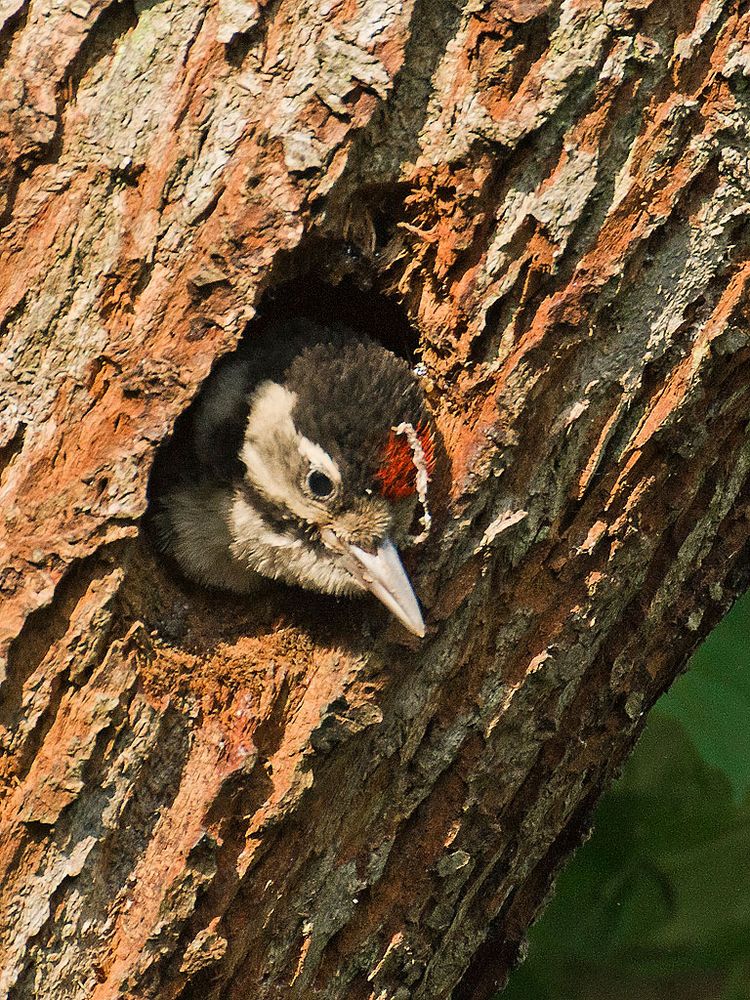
141, 276, 424, 673
252, 273, 420, 362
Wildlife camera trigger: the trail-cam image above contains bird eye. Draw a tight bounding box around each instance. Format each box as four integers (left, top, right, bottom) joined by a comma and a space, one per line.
307, 470, 334, 498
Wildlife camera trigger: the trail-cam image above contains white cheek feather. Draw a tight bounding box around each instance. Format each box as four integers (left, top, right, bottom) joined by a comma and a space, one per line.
240, 382, 306, 513
229, 491, 361, 595
240, 380, 341, 517
230, 495, 301, 555
242, 381, 299, 453
240, 439, 292, 506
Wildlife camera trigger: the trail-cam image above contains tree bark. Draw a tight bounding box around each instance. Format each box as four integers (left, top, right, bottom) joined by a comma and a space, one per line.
2, 0, 750, 997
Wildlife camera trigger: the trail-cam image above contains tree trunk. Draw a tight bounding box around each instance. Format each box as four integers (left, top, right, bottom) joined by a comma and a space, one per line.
2, 1, 750, 997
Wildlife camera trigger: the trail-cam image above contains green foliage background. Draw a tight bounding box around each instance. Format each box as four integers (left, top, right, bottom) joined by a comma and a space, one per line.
501, 592, 750, 1000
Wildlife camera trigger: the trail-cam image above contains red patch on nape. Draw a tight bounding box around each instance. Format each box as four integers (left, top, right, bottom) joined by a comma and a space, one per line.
376, 423, 436, 500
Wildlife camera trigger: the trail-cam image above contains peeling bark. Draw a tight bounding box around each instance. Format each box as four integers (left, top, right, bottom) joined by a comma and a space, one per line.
2, 1, 750, 997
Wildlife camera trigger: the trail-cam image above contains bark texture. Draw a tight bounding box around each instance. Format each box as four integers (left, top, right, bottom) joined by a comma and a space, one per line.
2, 1, 750, 998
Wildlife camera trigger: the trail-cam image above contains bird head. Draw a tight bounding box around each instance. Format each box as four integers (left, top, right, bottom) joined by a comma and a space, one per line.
228, 336, 435, 637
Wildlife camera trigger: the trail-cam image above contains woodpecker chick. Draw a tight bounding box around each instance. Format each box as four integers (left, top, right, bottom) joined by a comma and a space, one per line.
149, 321, 435, 637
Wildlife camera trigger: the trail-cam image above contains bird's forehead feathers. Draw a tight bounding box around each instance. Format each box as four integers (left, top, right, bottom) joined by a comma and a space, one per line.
285, 338, 432, 494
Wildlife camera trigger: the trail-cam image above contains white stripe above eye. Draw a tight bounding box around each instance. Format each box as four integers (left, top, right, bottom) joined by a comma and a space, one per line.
298, 436, 341, 485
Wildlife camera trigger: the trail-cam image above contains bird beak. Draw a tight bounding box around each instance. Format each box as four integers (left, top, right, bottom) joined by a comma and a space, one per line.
321, 530, 425, 637
346, 538, 426, 638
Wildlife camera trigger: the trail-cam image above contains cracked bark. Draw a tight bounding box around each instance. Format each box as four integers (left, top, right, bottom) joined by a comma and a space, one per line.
2, 1, 750, 998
